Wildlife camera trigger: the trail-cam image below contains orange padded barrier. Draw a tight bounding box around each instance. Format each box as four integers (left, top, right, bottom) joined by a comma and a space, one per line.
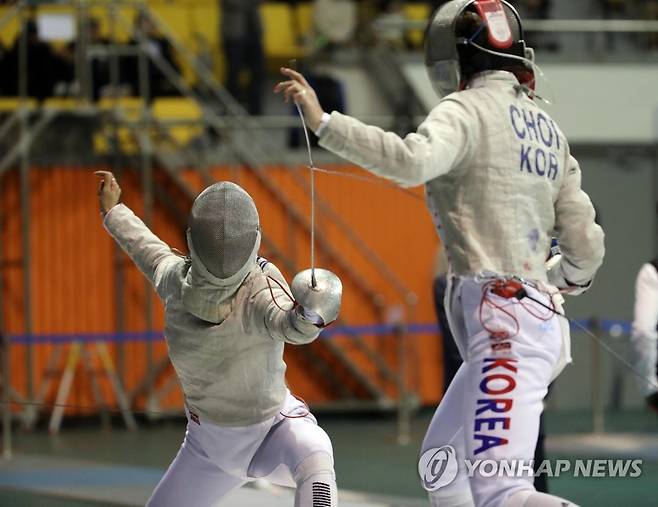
0, 165, 444, 415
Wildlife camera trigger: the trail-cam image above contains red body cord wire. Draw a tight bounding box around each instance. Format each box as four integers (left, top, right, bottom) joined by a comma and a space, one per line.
479, 279, 554, 338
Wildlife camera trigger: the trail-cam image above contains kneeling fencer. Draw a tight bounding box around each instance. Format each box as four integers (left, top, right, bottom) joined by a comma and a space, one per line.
95, 172, 342, 507
275, 1, 604, 506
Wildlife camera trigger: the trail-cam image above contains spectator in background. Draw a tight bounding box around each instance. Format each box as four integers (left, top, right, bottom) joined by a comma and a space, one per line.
631, 260, 658, 413
312, 0, 358, 51
288, 61, 346, 149
2, 19, 60, 100
373, 0, 411, 49
126, 11, 180, 99
630, 201, 658, 413
58, 17, 111, 100
221, 0, 265, 115
82, 17, 111, 100
0, 40, 8, 96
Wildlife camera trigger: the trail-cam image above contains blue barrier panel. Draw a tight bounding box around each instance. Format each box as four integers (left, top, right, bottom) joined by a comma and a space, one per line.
6, 319, 631, 344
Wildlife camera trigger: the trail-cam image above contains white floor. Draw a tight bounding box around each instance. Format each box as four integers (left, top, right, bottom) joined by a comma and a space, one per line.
6, 433, 657, 506
547, 432, 658, 460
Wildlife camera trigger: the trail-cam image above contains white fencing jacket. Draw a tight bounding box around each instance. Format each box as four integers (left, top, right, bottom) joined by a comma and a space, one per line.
104, 204, 320, 426
631, 263, 658, 396
319, 71, 604, 287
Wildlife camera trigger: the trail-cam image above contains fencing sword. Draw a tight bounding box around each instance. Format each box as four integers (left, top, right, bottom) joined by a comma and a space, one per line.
286, 59, 343, 328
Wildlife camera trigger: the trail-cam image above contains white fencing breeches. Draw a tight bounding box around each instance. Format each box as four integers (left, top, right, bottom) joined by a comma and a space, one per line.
420, 276, 574, 507
147, 391, 337, 507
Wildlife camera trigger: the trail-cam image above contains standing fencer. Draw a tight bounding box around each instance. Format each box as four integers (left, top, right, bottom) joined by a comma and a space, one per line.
95, 171, 342, 507
630, 260, 658, 413
275, 1, 604, 506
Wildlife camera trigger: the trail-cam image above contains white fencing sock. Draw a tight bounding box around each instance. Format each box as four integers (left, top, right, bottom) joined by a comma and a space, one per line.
293, 451, 337, 507
505, 489, 580, 507
428, 489, 475, 507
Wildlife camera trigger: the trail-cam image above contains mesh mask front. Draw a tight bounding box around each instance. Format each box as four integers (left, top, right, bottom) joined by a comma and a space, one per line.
424, 0, 472, 99
188, 182, 260, 280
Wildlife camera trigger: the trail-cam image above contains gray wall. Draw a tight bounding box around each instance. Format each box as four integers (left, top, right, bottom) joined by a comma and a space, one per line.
550, 149, 657, 411
564, 149, 657, 321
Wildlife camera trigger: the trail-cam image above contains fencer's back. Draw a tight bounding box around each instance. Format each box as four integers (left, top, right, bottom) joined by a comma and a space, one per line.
426, 72, 568, 281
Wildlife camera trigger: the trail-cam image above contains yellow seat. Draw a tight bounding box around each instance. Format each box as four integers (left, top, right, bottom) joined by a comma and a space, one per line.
146, 0, 213, 6
0, 98, 37, 112
93, 126, 140, 156
42, 97, 82, 111
98, 96, 145, 121
403, 4, 431, 21
262, 3, 305, 61
0, 6, 20, 48
188, 2, 222, 82
87, 5, 139, 43
403, 4, 431, 48
149, 3, 192, 46
152, 97, 203, 146
95, 98, 145, 155
152, 97, 202, 120
189, 4, 219, 48
295, 3, 314, 39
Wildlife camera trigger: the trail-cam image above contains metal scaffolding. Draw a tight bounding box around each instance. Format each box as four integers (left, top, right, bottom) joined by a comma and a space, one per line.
0, 0, 421, 446
4, 0, 657, 454
0, 0, 654, 459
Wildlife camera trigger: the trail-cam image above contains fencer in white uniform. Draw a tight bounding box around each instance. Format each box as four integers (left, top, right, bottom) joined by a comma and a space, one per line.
95, 171, 342, 507
631, 261, 658, 412
274, 1, 604, 506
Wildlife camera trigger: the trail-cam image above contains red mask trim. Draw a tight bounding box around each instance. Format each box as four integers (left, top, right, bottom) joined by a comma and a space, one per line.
473, 0, 514, 49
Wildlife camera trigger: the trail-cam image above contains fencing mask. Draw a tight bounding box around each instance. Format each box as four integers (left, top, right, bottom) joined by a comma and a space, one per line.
182, 182, 261, 323
425, 0, 532, 99
187, 181, 261, 281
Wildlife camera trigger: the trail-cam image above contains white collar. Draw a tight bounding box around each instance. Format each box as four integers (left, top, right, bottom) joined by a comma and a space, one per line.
466, 70, 519, 89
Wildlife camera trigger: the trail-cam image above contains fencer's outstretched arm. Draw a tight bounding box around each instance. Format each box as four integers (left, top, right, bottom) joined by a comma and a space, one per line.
549, 156, 605, 292
249, 263, 322, 345
274, 67, 475, 188
316, 104, 475, 188
95, 171, 179, 298
630, 264, 658, 402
